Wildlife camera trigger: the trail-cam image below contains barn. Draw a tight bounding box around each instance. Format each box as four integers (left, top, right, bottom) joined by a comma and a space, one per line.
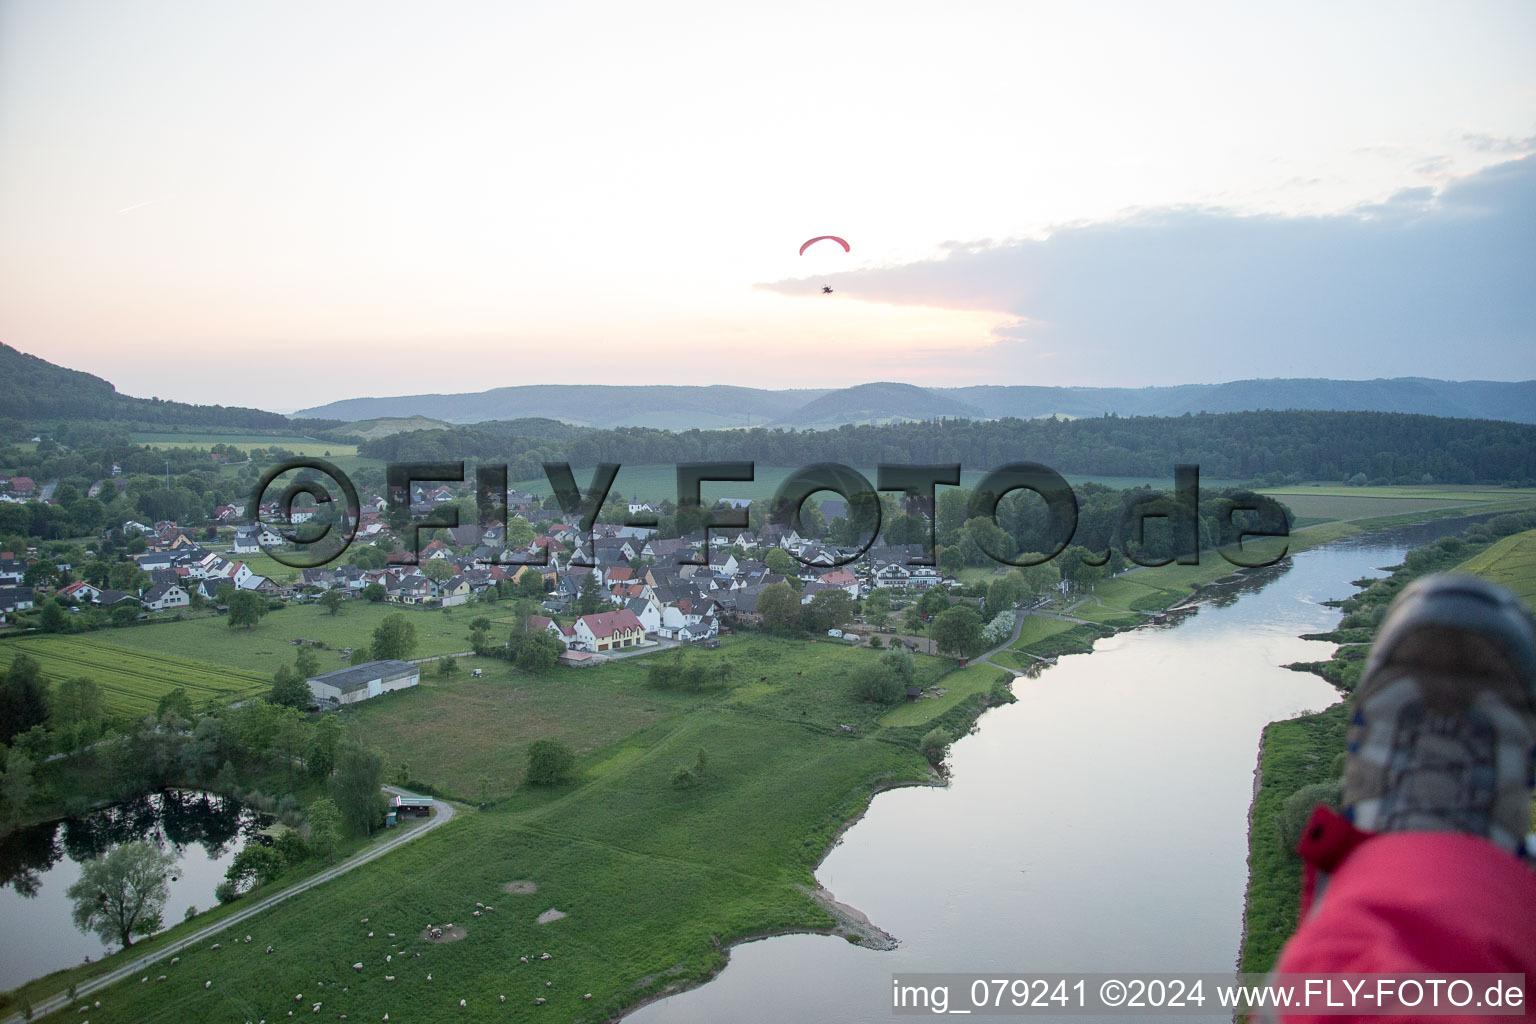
307, 659, 419, 706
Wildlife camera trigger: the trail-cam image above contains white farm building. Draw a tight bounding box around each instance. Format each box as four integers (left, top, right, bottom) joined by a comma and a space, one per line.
306, 659, 419, 707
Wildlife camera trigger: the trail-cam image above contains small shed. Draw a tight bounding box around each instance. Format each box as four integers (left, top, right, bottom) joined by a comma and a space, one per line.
391, 791, 434, 818
307, 660, 419, 706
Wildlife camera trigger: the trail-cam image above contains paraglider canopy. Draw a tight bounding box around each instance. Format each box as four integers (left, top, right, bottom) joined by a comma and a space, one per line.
799, 235, 850, 256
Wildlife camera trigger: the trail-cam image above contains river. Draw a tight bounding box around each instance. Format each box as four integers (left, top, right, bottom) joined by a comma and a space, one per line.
0, 789, 270, 991
628, 522, 1471, 1023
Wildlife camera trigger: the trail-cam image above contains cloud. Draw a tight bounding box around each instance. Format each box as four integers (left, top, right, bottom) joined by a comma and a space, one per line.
758, 156, 1536, 385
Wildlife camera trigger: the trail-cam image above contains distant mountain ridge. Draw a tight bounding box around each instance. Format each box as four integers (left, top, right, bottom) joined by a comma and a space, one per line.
295, 377, 1536, 428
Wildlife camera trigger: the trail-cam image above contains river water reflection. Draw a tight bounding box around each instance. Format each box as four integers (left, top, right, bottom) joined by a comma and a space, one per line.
630, 525, 1466, 1023
0, 789, 269, 990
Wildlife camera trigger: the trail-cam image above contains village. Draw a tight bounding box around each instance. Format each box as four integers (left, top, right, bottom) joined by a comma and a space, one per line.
0, 472, 966, 669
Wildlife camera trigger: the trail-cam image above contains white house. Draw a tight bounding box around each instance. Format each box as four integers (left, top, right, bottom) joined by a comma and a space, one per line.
572, 609, 645, 652
143, 582, 190, 612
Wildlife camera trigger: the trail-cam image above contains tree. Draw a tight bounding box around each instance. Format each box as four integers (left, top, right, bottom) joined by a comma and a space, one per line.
525, 738, 576, 785
50, 675, 103, 748
0, 654, 50, 746
575, 571, 603, 615
361, 582, 386, 603
307, 715, 344, 780
421, 559, 456, 584
515, 569, 548, 598
755, 582, 802, 635
294, 645, 321, 679
371, 612, 418, 661
512, 632, 563, 674
150, 687, 192, 727
39, 599, 69, 634
864, 587, 892, 628
65, 841, 176, 949
1, 747, 37, 825
436, 656, 460, 678
319, 589, 345, 616
918, 728, 951, 765
331, 741, 387, 836
850, 663, 903, 703
804, 589, 855, 634
762, 548, 799, 578
931, 606, 984, 658
227, 590, 267, 630
224, 843, 287, 894
269, 665, 312, 709
348, 646, 372, 666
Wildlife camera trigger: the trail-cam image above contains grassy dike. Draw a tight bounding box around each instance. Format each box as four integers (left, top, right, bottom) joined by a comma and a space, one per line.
1238, 520, 1536, 974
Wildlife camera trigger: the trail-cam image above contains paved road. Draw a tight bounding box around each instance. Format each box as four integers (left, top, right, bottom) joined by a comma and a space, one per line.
1, 786, 455, 1024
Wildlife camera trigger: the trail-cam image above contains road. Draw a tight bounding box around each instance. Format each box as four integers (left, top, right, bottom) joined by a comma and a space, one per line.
1, 785, 455, 1024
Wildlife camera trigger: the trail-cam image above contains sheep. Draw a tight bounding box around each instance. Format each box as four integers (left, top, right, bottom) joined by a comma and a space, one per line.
367, 932, 374, 938
519, 956, 528, 964
544, 981, 552, 988
170, 957, 180, 965
539, 953, 551, 961
156, 976, 166, 982
534, 998, 546, 1005
499, 996, 505, 1003
211, 943, 222, 950
427, 973, 432, 981
384, 976, 395, 982
472, 911, 481, 918
475, 902, 483, 908
205, 981, 212, 989
583, 993, 592, 1000
352, 963, 364, 971
459, 999, 466, 1008
296, 995, 304, 1002
267, 945, 275, 954
245, 935, 253, 943
386, 954, 392, 962
141, 977, 147, 983
360, 918, 368, 924
387, 933, 395, 938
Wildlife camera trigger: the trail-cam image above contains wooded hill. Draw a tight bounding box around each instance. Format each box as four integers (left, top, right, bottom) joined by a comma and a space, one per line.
358, 409, 1536, 486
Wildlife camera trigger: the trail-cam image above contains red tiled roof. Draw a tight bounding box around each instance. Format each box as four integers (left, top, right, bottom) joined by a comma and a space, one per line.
576, 609, 643, 637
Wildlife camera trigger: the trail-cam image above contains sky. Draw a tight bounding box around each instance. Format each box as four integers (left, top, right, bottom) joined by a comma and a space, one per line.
0, 0, 1533, 412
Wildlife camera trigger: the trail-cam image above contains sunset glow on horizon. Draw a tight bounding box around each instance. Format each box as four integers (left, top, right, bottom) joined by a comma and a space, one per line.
1, 1, 1532, 411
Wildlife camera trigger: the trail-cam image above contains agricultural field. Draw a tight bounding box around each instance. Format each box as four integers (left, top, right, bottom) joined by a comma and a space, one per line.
0, 635, 270, 716
104, 601, 483, 677
130, 432, 357, 457
1263, 484, 1536, 528
1453, 528, 1536, 610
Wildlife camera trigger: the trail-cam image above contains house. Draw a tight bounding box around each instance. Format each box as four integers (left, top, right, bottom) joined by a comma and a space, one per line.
306, 660, 420, 707
624, 595, 663, 633
143, 582, 190, 612
0, 586, 36, 618
529, 615, 577, 649
6, 476, 35, 497
572, 609, 645, 652
58, 580, 104, 604
817, 568, 860, 598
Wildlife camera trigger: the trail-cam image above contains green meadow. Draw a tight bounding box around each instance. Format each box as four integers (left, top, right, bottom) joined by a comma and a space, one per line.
131, 432, 357, 457
20, 635, 940, 1023
104, 602, 481, 678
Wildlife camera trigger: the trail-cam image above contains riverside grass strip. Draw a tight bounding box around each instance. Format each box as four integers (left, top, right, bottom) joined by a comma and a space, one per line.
0, 634, 271, 715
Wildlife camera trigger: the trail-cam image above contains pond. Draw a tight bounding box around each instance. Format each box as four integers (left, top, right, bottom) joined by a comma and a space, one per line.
0, 789, 272, 991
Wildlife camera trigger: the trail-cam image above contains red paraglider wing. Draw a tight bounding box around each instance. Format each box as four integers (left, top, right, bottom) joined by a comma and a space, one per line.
799, 235, 850, 256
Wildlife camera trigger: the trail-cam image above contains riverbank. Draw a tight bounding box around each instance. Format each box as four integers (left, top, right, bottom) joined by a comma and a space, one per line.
1237, 516, 1536, 974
